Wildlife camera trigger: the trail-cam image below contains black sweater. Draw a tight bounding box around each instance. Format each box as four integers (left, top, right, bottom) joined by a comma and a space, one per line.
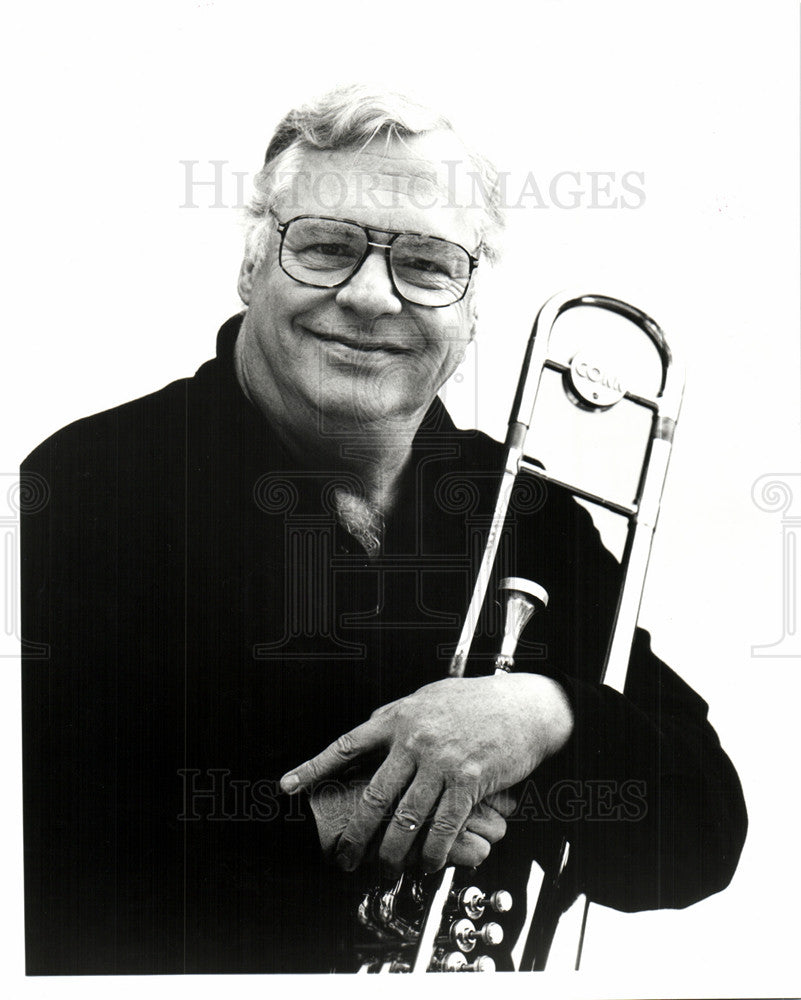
21, 315, 746, 973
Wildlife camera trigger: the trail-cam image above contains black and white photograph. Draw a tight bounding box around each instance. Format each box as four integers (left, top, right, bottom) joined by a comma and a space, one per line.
3, 2, 799, 998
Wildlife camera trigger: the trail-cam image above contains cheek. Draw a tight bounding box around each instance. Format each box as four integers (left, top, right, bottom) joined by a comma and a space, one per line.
403, 321, 470, 397
250, 267, 311, 330
429, 309, 473, 365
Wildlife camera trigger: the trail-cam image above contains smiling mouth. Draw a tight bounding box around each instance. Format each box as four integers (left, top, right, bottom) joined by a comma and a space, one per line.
301, 325, 410, 354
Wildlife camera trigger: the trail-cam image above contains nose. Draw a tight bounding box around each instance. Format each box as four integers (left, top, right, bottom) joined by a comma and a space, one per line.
334, 248, 403, 319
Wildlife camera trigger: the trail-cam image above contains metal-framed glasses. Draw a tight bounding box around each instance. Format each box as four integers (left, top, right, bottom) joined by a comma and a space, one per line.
274, 215, 480, 307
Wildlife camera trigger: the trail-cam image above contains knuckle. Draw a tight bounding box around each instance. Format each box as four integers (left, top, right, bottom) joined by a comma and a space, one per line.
361, 784, 392, 812
401, 723, 437, 755
416, 718, 439, 742
390, 808, 421, 829
440, 784, 476, 814
429, 815, 462, 836
336, 833, 360, 855
334, 732, 359, 760
371, 699, 399, 720
456, 760, 483, 784
298, 760, 320, 783
479, 791, 516, 819
442, 761, 482, 792
470, 800, 494, 821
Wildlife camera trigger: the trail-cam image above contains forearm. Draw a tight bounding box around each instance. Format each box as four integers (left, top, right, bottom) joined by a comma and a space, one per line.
528, 632, 747, 911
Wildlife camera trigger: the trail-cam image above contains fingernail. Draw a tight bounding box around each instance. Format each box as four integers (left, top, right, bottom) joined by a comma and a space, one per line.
280, 773, 299, 793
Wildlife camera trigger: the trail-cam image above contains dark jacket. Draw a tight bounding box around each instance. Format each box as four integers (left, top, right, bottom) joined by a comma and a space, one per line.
21, 315, 746, 974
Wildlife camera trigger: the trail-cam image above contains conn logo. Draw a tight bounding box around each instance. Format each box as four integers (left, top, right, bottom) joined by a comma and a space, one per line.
567, 352, 626, 409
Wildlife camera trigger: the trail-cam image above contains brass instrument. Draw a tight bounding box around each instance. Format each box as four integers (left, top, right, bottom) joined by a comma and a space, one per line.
352, 291, 684, 973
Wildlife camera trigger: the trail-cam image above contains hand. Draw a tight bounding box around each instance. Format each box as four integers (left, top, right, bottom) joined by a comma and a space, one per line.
310, 776, 516, 869
281, 673, 573, 873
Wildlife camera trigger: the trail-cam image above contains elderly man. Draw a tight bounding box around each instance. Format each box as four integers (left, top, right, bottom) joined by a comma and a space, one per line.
21, 86, 746, 975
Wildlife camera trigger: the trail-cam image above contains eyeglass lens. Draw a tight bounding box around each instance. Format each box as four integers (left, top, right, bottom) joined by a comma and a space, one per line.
280, 217, 472, 306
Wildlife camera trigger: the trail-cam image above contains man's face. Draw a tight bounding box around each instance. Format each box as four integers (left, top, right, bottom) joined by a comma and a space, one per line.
237, 132, 482, 436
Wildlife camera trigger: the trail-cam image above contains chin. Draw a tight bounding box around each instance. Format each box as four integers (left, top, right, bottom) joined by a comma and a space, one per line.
316, 383, 433, 434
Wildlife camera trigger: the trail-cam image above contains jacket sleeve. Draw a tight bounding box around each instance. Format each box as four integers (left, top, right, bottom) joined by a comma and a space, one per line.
20, 402, 189, 975
526, 497, 748, 912
21, 429, 117, 972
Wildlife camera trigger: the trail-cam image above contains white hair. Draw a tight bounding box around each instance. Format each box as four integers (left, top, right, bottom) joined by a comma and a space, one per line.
243, 83, 504, 268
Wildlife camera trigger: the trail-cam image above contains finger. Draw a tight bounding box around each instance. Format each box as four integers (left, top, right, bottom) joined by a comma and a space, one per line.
464, 791, 516, 837
309, 780, 366, 856
370, 697, 402, 719
420, 784, 475, 872
334, 748, 416, 872
280, 716, 387, 793
463, 806, 507, 845
377, 771, 443, 873
447, 830, 491, 868
481, 790, 518, 818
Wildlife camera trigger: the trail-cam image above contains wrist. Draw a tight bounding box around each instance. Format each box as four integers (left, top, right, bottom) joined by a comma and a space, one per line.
512, 672, 575, 759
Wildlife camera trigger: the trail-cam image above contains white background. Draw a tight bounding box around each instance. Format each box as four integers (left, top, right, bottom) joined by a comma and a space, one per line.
2, 1, 799, 998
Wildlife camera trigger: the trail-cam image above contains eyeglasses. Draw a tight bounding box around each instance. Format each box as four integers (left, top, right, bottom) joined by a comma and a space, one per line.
274, 215, 480, 307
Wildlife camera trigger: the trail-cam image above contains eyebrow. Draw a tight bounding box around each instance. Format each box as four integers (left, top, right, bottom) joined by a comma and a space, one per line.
299, 216, 481, 256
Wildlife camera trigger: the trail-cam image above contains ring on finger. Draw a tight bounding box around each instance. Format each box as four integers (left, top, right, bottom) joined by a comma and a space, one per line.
393, 810, 420, 833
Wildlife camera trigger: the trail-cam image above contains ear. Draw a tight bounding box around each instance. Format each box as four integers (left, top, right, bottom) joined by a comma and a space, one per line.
465, 278, 479, 342
469, 305, 478, 342
237, 257, 257, 305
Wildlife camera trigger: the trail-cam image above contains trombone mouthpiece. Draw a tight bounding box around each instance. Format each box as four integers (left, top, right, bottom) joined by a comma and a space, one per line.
496, 577, 549, 671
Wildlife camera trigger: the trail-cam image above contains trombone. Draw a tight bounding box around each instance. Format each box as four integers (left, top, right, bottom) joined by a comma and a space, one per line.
445, 290, 685, 970
354, 290, 684, 973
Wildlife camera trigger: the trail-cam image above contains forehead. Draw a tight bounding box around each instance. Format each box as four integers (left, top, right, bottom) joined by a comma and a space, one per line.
275, 131, 483, 248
